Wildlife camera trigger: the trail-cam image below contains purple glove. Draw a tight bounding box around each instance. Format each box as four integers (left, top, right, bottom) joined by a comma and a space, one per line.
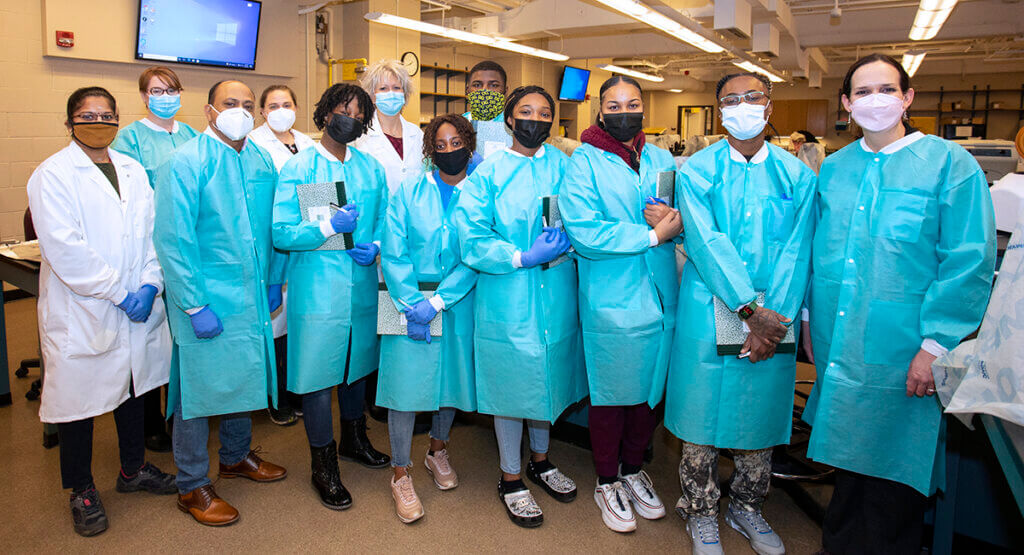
405, 299, 438, 325
520, 227, 571, 268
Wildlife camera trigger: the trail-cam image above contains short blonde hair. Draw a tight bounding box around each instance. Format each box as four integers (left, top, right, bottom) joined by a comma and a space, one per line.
360, 59, 414, 102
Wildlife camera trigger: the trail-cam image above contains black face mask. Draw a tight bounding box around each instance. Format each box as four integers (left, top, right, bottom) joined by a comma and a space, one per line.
434, 147, 471, 176
601, 112, 644, 142
326, 113, 362, 144
512, 118, 551, 149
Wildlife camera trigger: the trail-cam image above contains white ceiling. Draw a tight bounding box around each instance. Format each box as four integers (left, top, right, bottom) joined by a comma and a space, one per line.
418, 0, 1024, 87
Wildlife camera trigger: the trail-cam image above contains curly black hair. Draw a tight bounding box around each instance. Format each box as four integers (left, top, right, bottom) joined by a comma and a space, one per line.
503, 85, 555, 130
312, 83, 375, 135
715, 72, 772, 99
422, 113, 476, 165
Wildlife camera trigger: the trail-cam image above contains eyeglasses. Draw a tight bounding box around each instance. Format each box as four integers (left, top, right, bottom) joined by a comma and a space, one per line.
719, 91, 768, 107
74, 112, 118, 122
148, 87, 180, 96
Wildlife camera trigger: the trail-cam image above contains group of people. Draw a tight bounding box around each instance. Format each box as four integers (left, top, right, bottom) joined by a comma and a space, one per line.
26, 52, 995, 555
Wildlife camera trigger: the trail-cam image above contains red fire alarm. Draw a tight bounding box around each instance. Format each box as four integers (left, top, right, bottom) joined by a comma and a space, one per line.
56, 31, 74, 48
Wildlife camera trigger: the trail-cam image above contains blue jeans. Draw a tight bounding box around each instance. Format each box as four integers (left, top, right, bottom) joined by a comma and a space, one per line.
388, 408, 456, 468
494, 416, 550, 475
172, 398, 252, 494
301, 380, 366, 448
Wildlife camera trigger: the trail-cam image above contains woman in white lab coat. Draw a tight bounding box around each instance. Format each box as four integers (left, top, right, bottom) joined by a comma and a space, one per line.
247, 84, 314, 426
27, 86, 176, 537
355, 59, 425, 194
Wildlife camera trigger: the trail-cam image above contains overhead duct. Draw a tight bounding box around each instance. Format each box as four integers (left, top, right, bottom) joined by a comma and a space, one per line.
714, 0, 752, 39
752, 23, 780, 58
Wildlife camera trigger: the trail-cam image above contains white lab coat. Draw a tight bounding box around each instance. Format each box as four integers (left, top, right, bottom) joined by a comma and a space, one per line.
248, 122, 316, 172
353, 112, 424, 195
27, 142, 171, 423
247, 122, 315, 338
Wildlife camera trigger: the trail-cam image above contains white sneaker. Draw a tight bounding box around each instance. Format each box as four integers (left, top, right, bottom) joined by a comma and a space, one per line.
593, 481, 636, 533
725, 503, 786, 555
687, 515, 725, 555
619, 469, 666, 520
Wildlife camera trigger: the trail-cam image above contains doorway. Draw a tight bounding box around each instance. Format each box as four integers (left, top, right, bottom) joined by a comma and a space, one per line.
677, 105, 715, 149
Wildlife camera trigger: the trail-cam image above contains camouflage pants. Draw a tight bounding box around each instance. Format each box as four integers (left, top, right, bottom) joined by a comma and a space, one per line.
676, 441, 772, 517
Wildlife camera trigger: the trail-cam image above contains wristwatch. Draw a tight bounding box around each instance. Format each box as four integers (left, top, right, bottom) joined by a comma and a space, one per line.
737, 300, 758, 321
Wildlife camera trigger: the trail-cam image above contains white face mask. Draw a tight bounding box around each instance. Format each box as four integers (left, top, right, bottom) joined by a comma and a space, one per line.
850, 93, 905, 133
266, 108, 296, 133
720, 102, 769, 141
211, 106, 254, 141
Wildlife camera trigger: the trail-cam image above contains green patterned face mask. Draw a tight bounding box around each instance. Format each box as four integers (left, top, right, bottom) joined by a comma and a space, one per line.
467, 89, 505, 121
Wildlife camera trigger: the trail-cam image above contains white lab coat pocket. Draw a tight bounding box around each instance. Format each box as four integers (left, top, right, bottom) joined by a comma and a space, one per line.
64, 296, 120, 358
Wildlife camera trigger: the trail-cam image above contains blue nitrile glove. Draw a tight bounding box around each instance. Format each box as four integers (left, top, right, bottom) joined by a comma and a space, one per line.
405, 313, 432, 344
268, 284, 283, 312
519, 227, 571, 268
125, 284, 159, 323
347, 242, 380, 266
330, 203, 359, 233
405, 298, 438, 325
190, 306, 224, 339
646, 196, 668, 206
116, 291, 140, 318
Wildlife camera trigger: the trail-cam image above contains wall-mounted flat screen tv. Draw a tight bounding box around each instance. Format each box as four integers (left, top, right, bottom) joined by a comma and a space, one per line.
558, 66, 591, 102
136, 0, 263, 70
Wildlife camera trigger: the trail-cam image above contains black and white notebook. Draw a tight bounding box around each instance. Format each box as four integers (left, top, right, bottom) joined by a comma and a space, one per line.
296, 180, 354, 251
713, 292, 796, 356
377, 282, 443, 337
540, 195, 569, 270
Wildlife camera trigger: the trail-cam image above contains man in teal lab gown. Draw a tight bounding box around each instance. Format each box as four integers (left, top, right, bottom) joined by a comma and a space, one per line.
666, 73, 817, 555
153, 80, 287, 526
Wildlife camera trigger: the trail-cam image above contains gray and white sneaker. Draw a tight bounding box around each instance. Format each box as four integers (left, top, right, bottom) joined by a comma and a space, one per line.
498, 480, 543, 528
594, 481, 636, 533
619, 469, 666, 520
686, 515, 725, 555
526, 460, 577, 502
726, 503, 786, 555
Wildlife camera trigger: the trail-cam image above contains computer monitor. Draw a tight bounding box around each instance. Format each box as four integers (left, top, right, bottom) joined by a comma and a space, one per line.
558, 66, 591, 102
135, 0, 263, 70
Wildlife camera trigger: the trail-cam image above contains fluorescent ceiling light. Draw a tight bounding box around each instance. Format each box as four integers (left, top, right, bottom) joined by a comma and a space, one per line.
901, 51, 926, 77
732, 60, 785, 83
597, 64, 665, 82
668, 88, 683, 93
908, 0, 958, 41
364, 12, 569, 61
594, 0, 724, 54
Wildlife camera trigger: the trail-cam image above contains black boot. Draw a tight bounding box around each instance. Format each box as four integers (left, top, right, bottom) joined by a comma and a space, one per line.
310, 440, 352, 510
338, 415, 390, 469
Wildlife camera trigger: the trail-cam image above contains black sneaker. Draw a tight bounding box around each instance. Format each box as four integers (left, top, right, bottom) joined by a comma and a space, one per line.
498, 478, 543, 528
268, 406, 298, 426
526, 460, 577, 503
115, 462, 177, 494
70, 486, 108, 537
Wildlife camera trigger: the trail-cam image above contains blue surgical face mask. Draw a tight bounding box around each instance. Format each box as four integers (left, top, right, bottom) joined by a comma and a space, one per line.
148, 94, 181, 119
375, 91, 406, 116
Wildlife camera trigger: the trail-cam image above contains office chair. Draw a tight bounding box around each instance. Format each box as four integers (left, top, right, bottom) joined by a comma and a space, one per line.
16, 208, 42, 402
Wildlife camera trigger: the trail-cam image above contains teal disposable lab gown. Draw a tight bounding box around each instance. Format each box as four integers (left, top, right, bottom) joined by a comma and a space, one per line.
560, 142, 678, 408
453, 146, 587, 422
665, 140, 817, 450
272, 144, 388, 394
377, 171, 477, 412
112, 120, 198, 186
153, 131, 286, 420
803, 133, 995, 494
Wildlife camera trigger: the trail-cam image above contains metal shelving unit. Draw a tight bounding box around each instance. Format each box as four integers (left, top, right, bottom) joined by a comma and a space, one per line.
420, 64, 469, 123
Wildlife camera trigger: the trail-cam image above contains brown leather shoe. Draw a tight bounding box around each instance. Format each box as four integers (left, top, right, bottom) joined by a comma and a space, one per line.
177, 485, 239, 526
218, 449, 287, 482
